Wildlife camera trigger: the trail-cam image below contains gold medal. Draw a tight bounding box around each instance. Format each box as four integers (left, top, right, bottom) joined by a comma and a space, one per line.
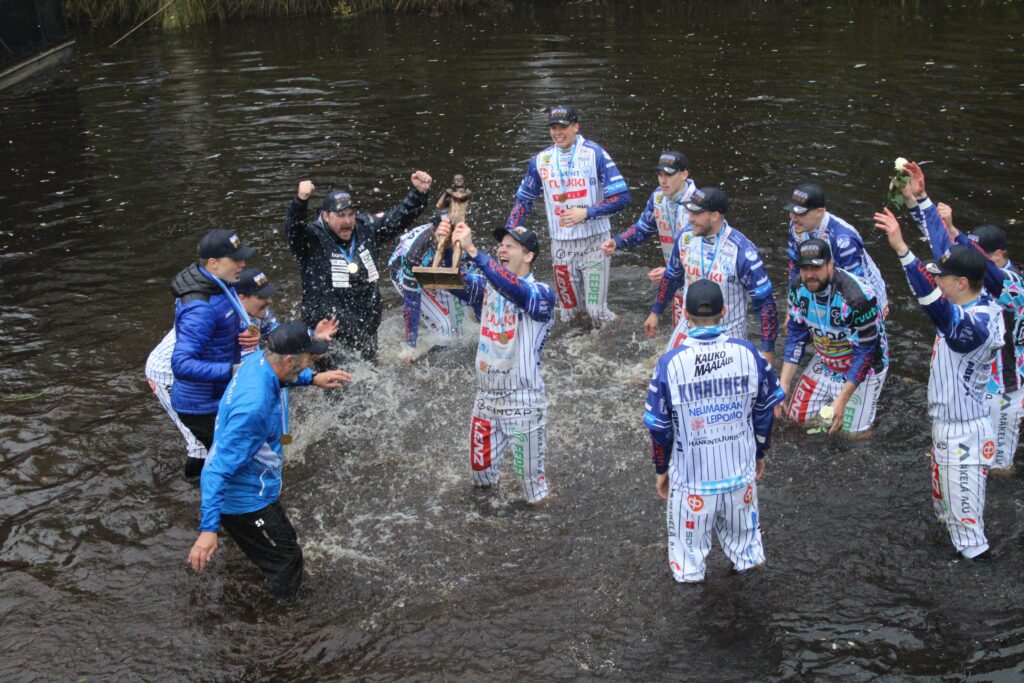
554, 193, 566, 203
348, 262, 359, 274
280, 433, 293, 445
246, 324, 259, 336
497, 332, 509, 344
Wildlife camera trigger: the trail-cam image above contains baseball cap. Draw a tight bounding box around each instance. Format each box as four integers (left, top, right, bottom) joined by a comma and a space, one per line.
265, 321, 329, 355
198, 229, 255, 260
685, 279, 725, 316
925, 244, 987, 282
655, 150, 688, 175
322, 190, 356, 214
547, 105, 579, 126
684, 187, 729, 214
970, 224, 1007, 253
796, 238, 832, 267
493, 225, 542, 256
784, 183, 827, 215
236, 268, 280, 297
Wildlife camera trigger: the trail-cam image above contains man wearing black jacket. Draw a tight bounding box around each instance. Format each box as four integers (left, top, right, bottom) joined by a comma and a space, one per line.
284, 172, 432, 363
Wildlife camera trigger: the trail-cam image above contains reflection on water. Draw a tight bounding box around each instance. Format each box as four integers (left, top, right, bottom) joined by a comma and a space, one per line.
1, 1, 1023, 679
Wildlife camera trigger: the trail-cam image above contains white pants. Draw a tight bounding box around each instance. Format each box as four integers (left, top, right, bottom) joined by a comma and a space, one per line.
390, 270, 467, 347
931, 418, 993, 558
146, 377, 207, 461
787, 359, 887, 433
469, 393, 547, 503
552, 232, 615, 323
986, 388, 1024, 469
667, 482, 764, 582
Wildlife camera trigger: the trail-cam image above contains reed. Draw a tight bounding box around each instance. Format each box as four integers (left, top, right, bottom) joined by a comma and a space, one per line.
64, 0, 505, 28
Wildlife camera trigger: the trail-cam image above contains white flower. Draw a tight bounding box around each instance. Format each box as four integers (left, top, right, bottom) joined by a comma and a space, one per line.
819, 405, 835, 421
894, 157, 909, 172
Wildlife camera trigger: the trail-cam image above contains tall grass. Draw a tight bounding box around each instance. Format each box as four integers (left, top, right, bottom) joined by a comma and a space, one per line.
64, 0, 507, 28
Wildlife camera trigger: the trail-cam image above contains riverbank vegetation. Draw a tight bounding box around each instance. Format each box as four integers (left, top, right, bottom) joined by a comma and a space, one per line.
63, 0, 508, 28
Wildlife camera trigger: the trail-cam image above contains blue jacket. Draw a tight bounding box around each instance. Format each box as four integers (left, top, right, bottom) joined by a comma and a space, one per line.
199, 350, 289, 531
170, 263, 242, 415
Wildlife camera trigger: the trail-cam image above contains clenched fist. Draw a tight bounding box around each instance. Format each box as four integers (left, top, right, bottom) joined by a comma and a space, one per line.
298, 180, 315, 201
411, 171, 433, 193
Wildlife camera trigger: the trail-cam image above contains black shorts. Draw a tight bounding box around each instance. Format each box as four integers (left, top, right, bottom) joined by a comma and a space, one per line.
220, 501, 303, 603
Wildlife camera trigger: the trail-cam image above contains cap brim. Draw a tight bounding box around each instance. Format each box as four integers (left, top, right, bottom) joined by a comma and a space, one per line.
548, 118, 574, 126
253, 283, 279, 298
656, 166, 680, 174
307, 338, 330, 355
230, 245, 256, 259
924, 260, 947, 276
784, 202, 809, 214
684, 201, 707, 213
796, 259, 827, 267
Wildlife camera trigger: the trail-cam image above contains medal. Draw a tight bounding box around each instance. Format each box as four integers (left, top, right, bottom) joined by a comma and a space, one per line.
348, 262, 359, 274
246, 324, 259, 336
497, 332, 509, 344
555, 193, 567, 203
280, 433, 293, 445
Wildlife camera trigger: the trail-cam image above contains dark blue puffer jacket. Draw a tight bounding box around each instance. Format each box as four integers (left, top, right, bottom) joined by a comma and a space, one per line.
170, 263, 241, 415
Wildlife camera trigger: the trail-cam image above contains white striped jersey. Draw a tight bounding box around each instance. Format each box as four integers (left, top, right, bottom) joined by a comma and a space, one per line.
613, 181, 697, 263
644, 328, 785, 494
455, 252, 556, 395
513, 135, 629, 241
899, 250, 1004, 423
654, 222, 778, 351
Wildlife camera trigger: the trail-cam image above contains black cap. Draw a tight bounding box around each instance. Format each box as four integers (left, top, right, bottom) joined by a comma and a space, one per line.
547, 105, 579, 126
265, 321, 329, 356
236, 268, 280, 297
322, 190, 356, 213
796, 238, 832, 267
925, 245, 987, 282
493, 225, 542, 256
971, 224, 1007, 253
784, 184, 827, 215
685, 279, 725, 317
684, 187, 729, 214
431, 208, 450, 227
198, 229, 255, 260
655, 150, 688, 175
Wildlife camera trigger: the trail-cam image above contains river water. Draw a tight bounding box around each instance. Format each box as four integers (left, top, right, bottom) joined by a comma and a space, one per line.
2, 1, 1023, 680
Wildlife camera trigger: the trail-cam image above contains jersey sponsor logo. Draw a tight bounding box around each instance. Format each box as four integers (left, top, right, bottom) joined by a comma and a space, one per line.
478, 360, 512, 375
676, 375, 750, 403
470, 417, 492, 471
554, 265, 578, 309
693, 350, 734, 377
960, 517, 977, 525
745, 247, 758, 261
687, 494, 704, 512
684, 261, 724, 283
547, 177, 588, 190
931, 459, 943, 500
743, 485, 753, 505
587, 268, 602, 306
836, 235, 851, 249
690, 417, 706, 430
982, 440, 995, 460
690, 432, 743, 447
685, 521, 695, 529
689, 400, 743, 417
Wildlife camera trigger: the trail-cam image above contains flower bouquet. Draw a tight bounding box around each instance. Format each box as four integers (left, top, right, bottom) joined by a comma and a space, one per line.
886, 157, 910, 209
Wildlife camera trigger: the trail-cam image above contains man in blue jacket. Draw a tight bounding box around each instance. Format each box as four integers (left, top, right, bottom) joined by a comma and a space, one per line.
187, 323, 344, 602
171, 229, 255, 478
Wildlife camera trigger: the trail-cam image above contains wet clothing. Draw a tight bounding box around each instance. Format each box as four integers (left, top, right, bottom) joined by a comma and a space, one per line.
284, 189, 428, 361
507, 134, 629, 322
911, 196, 1024, 467
220, 501, 303, 603
169, 263, 243, 415
784, 269, 889, 432
454, 252, 555, 502
613, 182, 697, 326
644, 326, 784, 581
787, 211, 888, 312
388, 222, 472, 348
653, 222, 778, 352
898, 247, 1002, 558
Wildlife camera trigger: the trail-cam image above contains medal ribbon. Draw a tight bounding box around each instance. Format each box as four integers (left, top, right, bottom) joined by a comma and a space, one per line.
337, 237, 357, 266
554, 136, 580, 203
697, 225, 729, 280
199, 265, 251, 327
280, 385, 290, 441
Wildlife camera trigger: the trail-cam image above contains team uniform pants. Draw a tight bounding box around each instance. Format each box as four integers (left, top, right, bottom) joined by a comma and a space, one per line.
786, 359, 888, 433
985, 388, 1024, 469
146, 377, 208, 470
667, 482, 764, 582
389, 269, 466, 347
931, 418, 993, 558
468, 393, 548, 503
552, 232, 615, 324
220, 501, 304, 603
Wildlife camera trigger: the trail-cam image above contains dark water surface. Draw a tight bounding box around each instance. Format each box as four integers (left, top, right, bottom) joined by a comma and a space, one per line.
2, 1, 1024, 679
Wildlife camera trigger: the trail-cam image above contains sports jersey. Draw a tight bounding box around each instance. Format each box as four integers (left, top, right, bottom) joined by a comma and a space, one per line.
613, 181, 697, 262
785, 268, 888, 385
653, 222, 778, 351
644, 327, 785, 493
898, 249, 1004, 427
507, 135, 630, 241
787, 211, 888, 311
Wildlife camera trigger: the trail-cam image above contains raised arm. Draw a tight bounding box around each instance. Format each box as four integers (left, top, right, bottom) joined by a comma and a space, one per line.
371, 171, 432, 243
506, 158, 542, 229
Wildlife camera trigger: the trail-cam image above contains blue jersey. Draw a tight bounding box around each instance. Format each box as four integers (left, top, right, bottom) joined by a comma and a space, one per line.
645, 327, 785, 492
653, 222, 778, 351
613, 181, 697, 263
910, 196, 1024, 393
787, 211, 888, 310
198, 350, 312, 532
785, 268, 888, 385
